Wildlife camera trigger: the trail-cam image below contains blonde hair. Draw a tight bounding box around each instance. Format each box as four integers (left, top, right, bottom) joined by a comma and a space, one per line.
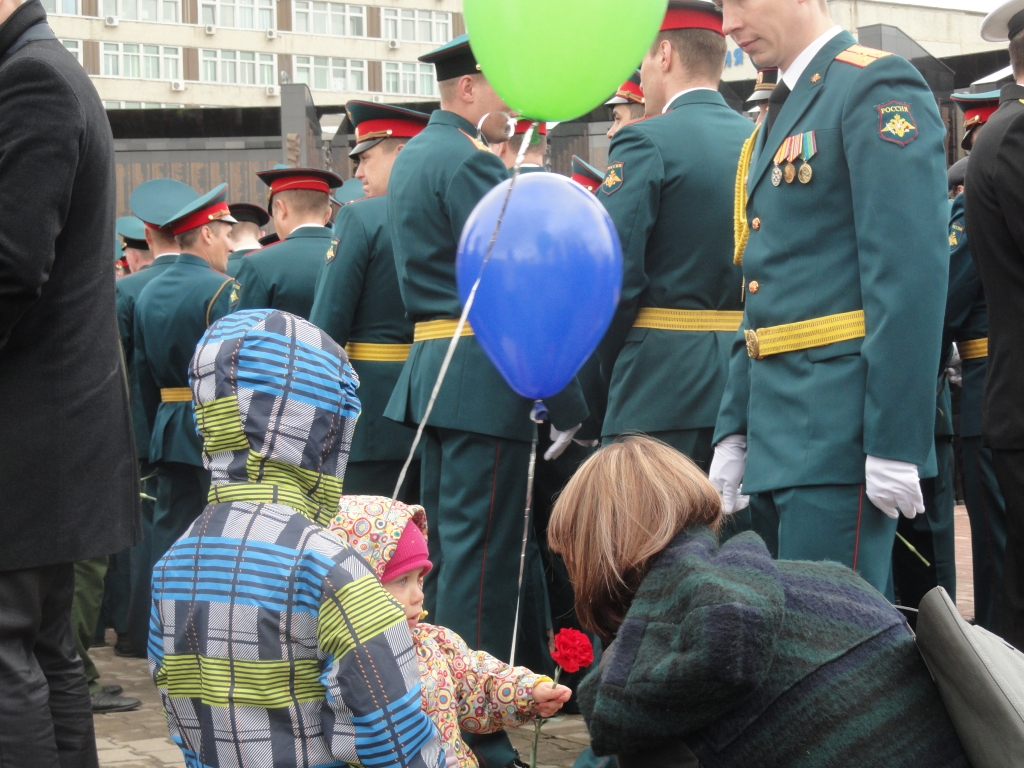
547, 435, 722, 643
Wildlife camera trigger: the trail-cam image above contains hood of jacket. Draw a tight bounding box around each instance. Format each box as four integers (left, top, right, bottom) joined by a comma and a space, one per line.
329, 495, 428, 582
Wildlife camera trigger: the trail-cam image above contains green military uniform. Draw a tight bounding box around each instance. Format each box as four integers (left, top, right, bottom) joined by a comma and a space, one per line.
226, 247, 256, 278
117, 182, 200, 655
309, 101, 426, 501
133, 184, 236, 651
945, 190, 1007, 631
386, 35, 587, 768
234, 167, 341, 318
715, 32, 948, 595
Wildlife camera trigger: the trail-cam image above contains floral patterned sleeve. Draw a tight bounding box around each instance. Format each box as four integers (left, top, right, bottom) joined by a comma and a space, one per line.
426, 624, 552, 733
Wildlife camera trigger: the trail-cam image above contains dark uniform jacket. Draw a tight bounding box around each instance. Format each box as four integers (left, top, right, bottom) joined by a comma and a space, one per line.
225, 246, 257, 278
0, 0, 139, 570
598, 89, 750, 436
309, 195, 416, 463
944, 193, 987, 439
715, 32, 948, 493
115, 253, 177, 461
234, 226, 332, 318
134, 254, 235, 467
385, 110, 587, 441
964, 84, 1024, 449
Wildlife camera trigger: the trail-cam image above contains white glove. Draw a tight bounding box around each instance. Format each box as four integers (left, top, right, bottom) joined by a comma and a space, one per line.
544, 423, 581, 461
709, 435, 750, 515
865, 455, 924, 520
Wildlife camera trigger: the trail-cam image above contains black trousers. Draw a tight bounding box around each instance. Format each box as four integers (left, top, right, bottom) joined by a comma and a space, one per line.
0, 563, 98, 768
991, 449, 1024, 651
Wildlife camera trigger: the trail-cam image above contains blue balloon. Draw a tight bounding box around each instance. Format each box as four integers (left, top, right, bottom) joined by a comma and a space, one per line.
456, 172, 622, 400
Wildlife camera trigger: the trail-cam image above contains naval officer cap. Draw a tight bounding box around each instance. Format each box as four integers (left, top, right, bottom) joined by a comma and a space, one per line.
570, 155, 604, 194
981, 0, 1024, 41
607, 70, 644, 105
951, 90, 1001, 150
420, 34, 480, 81
116, 216, 148, 251
746, 67, 779, 105
129, 178, 200, 231
662, 0, 725, 34
257, 165, 344, 202
345, 100, 430, 157
228, 202, 270, 227
163, 183, 237, 236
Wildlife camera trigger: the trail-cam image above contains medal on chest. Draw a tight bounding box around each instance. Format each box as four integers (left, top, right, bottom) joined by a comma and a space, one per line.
798, 131, 817, 183
783, 133, 801, 184
771, 141, 786, 187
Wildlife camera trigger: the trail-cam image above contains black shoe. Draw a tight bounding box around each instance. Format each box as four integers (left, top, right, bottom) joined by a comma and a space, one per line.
113, 638, 146, 659
91, 691, 141, 713
100, 684, 123, 696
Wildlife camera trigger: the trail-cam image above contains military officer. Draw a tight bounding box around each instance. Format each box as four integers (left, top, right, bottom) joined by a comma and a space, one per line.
745, 66, 778, 124
491, 118, 547, 170
225, 202, 269, 277
309, 101, 428, 502
712, 0, 949, 595
234, 166, 342, 317
114, 179, 201, 658
598, 1, 751, 475
570, 155, 604, 192
952, 90, 1001, 152
116, 216, 152, 274
132, 184, 238, 641
385, 34, 588, 768
606, 69, 646, 138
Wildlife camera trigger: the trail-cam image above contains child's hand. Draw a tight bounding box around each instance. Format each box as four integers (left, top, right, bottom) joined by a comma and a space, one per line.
533, 682, 572, 718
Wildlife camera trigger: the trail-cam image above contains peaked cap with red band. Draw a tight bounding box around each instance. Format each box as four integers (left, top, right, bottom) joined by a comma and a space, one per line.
129, 178, 200, 232
164, 183, 237, 236
607, 70, 644, 106
951, 90, 1001, 150
346, 100, 430, 157
513, 118, 547, 136
257, 165, 344, 201
662, 0, 724, 35
570, 155, 604, 194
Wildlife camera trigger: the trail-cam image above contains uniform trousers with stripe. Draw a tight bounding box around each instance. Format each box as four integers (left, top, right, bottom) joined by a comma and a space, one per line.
755, 484, 898, 598
420, 427, 539, 768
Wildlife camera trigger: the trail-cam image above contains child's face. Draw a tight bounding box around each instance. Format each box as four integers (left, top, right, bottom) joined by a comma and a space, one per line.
383, 567, 426, 632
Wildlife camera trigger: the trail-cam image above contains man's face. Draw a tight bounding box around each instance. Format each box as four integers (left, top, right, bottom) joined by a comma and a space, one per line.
607, 104, 640, 139
354, 142, 399, 197
721, 0, 794, 68
206, 221, 234, 272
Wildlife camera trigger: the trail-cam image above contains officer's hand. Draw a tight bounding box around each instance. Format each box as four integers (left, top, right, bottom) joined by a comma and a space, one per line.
544, 424, 581, 461
709, 435, 750, 515
865, 456, 924, 520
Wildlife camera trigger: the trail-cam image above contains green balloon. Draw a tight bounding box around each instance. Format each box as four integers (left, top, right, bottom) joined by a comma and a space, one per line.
463, 0, 667, 122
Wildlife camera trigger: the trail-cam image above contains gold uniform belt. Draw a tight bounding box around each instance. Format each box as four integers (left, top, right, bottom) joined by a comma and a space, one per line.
160, 387, 192, 402
745, 310, 866, 359
344, 342, 412, 362
413, 319, 475, 343
633, 307, 744, 332
958, 338, 988, 360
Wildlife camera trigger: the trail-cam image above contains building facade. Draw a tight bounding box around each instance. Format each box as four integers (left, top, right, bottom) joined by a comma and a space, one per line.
45, 0, 464, 109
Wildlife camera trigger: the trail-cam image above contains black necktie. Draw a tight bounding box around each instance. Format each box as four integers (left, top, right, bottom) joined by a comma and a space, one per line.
764, 81, 791, 138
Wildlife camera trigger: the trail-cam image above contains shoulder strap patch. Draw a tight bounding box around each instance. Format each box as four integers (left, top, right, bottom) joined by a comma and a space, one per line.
458, 129, 490, 152
835, 44, 893, 68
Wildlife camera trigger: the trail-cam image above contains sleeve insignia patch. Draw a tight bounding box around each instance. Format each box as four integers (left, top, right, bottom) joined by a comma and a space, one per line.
228, 283, 240, 306
325, 238, 338, 264
949, 232, 958, 247
876, 101, 917, 146
602, 161, 625, 195
949, 222, 964, 249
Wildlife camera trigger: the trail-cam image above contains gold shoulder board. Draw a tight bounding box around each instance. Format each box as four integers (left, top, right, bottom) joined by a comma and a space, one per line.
834, 44, 893, 68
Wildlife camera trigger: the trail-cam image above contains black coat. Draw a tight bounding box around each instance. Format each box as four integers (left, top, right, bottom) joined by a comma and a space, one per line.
0, 0, 139, 570
965, 83, 1024, 450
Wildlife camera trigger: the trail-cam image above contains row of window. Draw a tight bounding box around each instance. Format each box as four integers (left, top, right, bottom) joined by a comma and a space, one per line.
102, 42, 183, 79
293, 56, 436, 95
104, 100, 184, 108
43, 0, 452, 42
201, 48, 276, 85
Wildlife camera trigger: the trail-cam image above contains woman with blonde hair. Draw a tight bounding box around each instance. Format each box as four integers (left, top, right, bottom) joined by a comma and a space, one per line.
549, 436, 967, 768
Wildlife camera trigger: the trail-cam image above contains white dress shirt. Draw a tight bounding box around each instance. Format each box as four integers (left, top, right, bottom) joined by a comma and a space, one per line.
780, 25, 843, 90
662, 86, 718, 113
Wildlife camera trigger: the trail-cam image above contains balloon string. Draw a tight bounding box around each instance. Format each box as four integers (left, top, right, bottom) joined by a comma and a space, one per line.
509, 408, 540, 668
390, 120, 540, 503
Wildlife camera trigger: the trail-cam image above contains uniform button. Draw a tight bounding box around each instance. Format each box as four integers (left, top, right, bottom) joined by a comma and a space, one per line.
751, 217, 761, 231
748, 280, 759, 294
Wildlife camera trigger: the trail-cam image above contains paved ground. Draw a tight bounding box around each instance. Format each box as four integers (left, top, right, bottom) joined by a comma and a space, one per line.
93, 506, 978, 767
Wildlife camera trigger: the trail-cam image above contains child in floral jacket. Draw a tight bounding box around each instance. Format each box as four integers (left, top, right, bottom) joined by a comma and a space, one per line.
329, 496, 571, 767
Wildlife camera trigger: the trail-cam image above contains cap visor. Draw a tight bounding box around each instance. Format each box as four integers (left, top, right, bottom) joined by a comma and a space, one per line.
350, 137, 384, 157
221, 215, 238, 224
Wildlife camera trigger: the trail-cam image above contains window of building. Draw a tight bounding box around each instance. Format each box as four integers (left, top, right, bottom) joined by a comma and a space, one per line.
293, 2, 365, 36
101, 42, 180, 79
383, 61, 435, 96
381, 8, 449, 43
42, 0, 79, 15
294, 56, 366, 91
61, 39, 81, 64
201, 0, 273, 29
200, 49, 275, 85
101, 0, 177, 21
104, 101, 184, 109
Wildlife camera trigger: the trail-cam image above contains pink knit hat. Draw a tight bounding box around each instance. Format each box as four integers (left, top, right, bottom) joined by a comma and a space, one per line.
328, 495, 433, 582
381, 521, 432, 583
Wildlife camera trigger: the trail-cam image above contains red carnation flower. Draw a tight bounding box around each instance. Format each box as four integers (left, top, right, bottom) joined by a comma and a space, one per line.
550, 628, 594, 674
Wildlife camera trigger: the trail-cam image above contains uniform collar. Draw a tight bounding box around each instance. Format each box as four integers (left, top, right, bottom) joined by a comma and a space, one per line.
663, 86, 719, 113
0, 0, 45, 58
151, 252, 179, 265
285, 225, 332, 239
999, 82, 1024, 103
780, 25, 843, 90
428, 109, 481, 138
230, 244, 260, 255
176, 252, 216, 269
665, 87, 727, 113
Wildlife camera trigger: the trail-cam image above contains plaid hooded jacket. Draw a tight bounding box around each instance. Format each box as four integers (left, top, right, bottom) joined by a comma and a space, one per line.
148, 309, 444, 768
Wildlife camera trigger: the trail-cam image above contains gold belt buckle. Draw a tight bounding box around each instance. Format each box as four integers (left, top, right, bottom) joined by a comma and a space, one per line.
744, 328, 762, 360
